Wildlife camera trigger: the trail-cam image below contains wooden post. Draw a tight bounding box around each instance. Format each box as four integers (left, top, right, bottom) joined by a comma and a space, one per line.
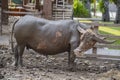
23, 0, 29, 5
1, 0, 8, 25
92, 47, 97, 55
43, 0, 52, 19
35, 0, 40, 11
93, 0, 96, 16
68, 0, 73, 4
92, 21, 99, 58
92, 21, 99, 34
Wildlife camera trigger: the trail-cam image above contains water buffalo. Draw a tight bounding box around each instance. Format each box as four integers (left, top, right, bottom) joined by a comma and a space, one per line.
11, 15, 114, 70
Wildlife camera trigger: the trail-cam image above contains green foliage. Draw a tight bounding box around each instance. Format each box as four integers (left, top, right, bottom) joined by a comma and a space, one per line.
73, 0, 89, 17
80, 0, 94, 3
110, 0, 117, 4
81, 0, 87, 3
90, 0, 94, 3
12, 0, 22, 4
98, 0, 105, 13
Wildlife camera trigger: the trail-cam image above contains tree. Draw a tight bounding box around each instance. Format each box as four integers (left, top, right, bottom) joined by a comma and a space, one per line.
82, 0, 91, 17
73, 0, 89, 17
99, 0, 110, 21
111, 0, 120, 23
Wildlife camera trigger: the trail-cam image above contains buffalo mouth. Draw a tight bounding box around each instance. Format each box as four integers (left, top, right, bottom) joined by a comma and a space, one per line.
74, 48, 84, 57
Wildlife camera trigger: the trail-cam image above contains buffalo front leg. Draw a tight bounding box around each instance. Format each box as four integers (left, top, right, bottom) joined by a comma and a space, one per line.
68, 51, 76, 71
69, 36, 79, 71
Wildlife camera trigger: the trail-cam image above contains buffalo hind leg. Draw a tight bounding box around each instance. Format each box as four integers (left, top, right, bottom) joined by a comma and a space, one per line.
68, 52, 70, 66
14, 45, 19, 67
14, 44, 25, 67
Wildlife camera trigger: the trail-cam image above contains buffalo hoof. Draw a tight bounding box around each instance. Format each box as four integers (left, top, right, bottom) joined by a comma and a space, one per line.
12, 61, 24, 69
68, 64, 77, 72
68, 67, 77, 72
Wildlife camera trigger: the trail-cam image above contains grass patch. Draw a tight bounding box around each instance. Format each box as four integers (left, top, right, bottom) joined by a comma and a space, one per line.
80, 20, 92, 23
99, 26, 120, 36
99, 21, 114, 24
79, 21, 120, 46
99, 26, 120, 45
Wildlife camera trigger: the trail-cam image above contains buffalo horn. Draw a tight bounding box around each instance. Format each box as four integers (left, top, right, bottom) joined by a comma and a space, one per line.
93, 36, 116, 44
77, 26, 86, 33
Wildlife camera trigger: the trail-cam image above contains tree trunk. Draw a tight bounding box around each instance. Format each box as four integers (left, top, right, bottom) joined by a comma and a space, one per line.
102, 0, 110, 21
114, 1, 120, 24
1, 0, 8, 25
84, 0, 91, 17
43, 0, 52, 19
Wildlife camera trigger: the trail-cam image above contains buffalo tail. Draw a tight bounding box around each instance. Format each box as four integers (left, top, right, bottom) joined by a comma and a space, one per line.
10, 19, 19, 53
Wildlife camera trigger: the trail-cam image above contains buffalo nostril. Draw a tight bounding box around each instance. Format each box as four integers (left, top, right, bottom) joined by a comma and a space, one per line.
74, 49, 84, 57
74, 49, 81, 54
74, 49, 81, 53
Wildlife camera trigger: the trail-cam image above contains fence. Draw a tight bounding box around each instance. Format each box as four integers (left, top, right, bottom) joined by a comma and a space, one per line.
86, 22, 120, 60
0, 3, 41, 35
76, 19, 120, 60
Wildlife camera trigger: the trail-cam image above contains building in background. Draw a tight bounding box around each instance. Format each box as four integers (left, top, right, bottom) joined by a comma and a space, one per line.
43, 0, 73, 20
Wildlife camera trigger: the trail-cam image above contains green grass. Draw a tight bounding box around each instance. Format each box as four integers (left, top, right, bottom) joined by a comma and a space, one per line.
79, 20, 120, 45
99, 21, 114, 24
99, 26, 120, 36
99, 26, 120, 45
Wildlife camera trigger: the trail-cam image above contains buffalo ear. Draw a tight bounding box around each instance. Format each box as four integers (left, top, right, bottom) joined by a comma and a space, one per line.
90, 25, 99, 33
77, 26, 85, 33
90, 25, 95, 30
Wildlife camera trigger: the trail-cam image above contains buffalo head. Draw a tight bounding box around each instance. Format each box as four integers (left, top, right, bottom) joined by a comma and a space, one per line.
74, 26, 115, 56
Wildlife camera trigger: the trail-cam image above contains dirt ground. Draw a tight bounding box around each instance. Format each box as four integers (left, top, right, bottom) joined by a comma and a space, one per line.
0, 17, 120, 80
0, 44, 120, 80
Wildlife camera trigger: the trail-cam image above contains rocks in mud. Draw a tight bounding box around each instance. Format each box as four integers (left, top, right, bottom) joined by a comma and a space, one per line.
0, 73, 4, 79
1, 44, 120, 80
0, 45, 12, 68
0, 48, 8, 54
76, 60, 117, 73
110, 64, 117, 68
98, 69, 120, 80
0, 55, 13, 68
104, 61, 109, 64
0, 45, 8, 50
0, 71, 4, 79
74, 58, 120, 74
0, 57, 6, 68
0, 45, 9, 53
35, 54, 41, 59
0, 50, 4, 54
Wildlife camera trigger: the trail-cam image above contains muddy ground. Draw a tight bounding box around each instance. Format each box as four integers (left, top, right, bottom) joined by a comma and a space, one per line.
0, 17, 120, 80
0, 44, 120, 80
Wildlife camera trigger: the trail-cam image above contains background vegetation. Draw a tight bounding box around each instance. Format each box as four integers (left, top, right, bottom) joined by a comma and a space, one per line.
73, 0, 89, 17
